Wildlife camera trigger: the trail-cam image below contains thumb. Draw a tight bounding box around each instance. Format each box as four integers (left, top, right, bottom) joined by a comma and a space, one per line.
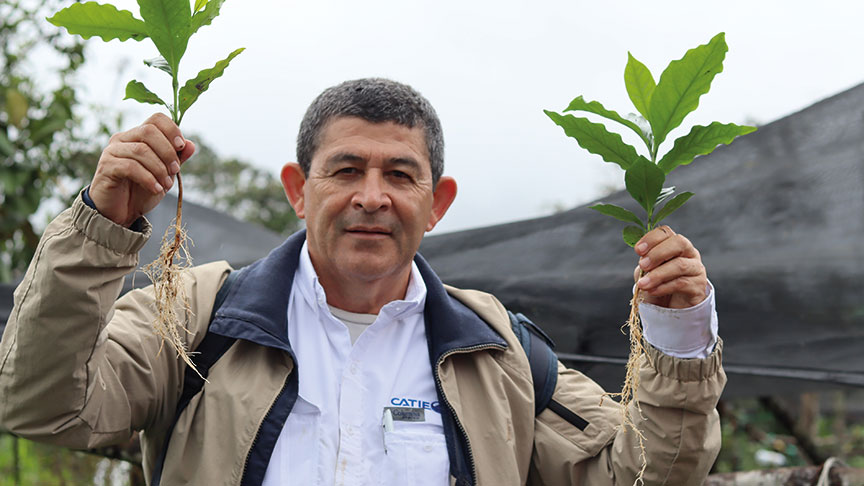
178, 139, 196, 165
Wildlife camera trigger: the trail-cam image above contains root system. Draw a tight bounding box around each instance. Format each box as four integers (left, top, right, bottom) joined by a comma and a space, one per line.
141, 174, 201, 377
602, 271, 649, 486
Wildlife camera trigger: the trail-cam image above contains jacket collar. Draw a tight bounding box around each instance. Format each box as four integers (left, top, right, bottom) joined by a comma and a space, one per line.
209, 230, 506, 358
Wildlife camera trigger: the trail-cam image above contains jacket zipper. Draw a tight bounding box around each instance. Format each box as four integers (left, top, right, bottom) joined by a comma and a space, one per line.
240, 362, 294, 484
434, 343, 507, 486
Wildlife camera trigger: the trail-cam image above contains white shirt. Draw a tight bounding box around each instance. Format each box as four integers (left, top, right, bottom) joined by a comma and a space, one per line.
262, 243, 449, 486
262, 243, 718, 485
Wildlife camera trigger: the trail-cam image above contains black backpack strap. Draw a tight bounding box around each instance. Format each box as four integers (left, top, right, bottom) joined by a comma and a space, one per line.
151, 269, 240, 486
508, 311, 558, 416
177, 269, 241, 404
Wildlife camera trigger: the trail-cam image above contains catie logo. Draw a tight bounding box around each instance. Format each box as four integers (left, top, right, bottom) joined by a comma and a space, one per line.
390, 397, 441, 414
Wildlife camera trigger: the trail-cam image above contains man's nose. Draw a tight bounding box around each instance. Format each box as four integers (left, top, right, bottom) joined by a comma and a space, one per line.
351, 172, 391, 212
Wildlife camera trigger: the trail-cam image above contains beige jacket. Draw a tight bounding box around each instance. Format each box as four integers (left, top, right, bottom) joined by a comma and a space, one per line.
0, 196, 726, 485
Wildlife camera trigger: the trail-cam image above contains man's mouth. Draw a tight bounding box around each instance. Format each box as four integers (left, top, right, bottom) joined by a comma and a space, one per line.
345, 226, 392, 237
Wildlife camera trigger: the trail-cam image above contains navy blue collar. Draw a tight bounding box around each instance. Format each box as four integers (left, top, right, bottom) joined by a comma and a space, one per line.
209, 230, 506, 359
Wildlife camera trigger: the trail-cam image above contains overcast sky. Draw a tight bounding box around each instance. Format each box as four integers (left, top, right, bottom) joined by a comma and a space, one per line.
68, 0, 864, 234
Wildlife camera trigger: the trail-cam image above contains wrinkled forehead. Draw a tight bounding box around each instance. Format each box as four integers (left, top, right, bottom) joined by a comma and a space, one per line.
312, 116, 433, 172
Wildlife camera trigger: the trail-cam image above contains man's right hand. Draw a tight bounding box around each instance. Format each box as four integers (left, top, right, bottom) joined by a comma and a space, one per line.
89, 113, 196, 227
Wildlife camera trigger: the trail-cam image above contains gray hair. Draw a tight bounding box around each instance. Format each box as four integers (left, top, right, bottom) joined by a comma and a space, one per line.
296, 78, 445, 186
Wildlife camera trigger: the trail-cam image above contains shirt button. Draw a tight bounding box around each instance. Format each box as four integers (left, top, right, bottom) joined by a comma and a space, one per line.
424, 445, 433, 452
346, 426, 354, 436
350, 363, 358, 374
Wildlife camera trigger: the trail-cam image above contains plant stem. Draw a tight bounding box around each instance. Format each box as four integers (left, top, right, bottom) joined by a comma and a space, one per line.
172, 75, 179, 124
166, 173, 183, 262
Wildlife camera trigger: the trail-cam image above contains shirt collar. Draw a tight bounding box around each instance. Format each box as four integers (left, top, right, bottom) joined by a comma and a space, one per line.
295, 241, 427, 320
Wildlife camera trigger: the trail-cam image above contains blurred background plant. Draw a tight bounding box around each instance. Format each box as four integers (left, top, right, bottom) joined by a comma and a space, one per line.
0, 0, 100, 282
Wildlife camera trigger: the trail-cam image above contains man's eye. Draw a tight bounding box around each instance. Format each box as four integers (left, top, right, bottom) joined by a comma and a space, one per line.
390, 170, 411, 180
335, 167, 359, 176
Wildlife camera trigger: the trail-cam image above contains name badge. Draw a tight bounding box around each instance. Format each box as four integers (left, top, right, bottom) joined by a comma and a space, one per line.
384, 406, 425, 423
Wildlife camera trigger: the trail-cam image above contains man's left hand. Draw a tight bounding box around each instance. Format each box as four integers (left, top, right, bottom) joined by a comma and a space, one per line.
634, 226, 707, 309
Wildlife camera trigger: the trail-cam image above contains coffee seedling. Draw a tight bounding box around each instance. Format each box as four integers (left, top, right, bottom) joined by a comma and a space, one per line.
48, 0, 243, 376
546, 32, 755, 484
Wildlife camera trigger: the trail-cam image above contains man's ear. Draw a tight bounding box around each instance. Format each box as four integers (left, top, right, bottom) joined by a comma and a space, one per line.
426, 176, 457, 232
281, 162, 307, 219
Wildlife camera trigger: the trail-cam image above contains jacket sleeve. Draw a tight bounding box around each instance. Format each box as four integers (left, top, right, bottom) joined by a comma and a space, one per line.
529, 340, 726, 486
0, 195, 224, 449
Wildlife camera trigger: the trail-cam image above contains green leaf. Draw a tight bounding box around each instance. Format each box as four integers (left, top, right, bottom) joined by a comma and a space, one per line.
124, 80, 168, 108
648, 32, 728, 148
544, 110, 646, 171
622, 226, 646, 247
138, 0, 192, 75
624, 157, 665, 213
29, 118, 68, 146
590, 203, 645, 228
194, 0, 209, 13
5, 89, 28, 128
658, 121, 757, 173
0, 130, 14, 157
563, 95, 650, 149
624, 52, 655, 120
144, 56, 173, 76
178, 47, 244, 116
652, 191, 694, 225
191, 0, 225, 35
46, 2, 148, 42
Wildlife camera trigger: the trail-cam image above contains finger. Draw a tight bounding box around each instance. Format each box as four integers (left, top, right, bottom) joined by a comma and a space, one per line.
641, 275, 707, 306
178, 139, 195, 165
634, 225, 676, 256
638, 234, 697, 273
118, 123, 182, 174
637, 256, 704, 291
100, 156, 166, 195
143, 112, 186, 152
106, 142, 174, 191
118, 113, 185, 163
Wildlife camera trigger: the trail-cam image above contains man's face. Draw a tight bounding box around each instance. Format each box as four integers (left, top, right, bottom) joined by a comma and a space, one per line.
286, 116, 453, 286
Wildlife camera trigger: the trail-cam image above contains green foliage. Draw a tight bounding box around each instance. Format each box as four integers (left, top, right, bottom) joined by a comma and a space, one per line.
124, 80, 168, 108
547, 33, 756, 246
622, 226, 645, 247
543, 111, 645, 171
46, 2, 148, 42
648, 33, 728, 148
0, 0, 100, 282
624, 53, 655, 120
624, 158, 665, 214
179, 138, 300, 236
178, 47, 245, 118
589, 203, 644, 228
49, 0, 243, 125
658, 122, 757, 173
138, 0, 191, 76
0, 432, 139, 485
652, 192, 693, 226
562, 95, 648, 147
191, 0, 225, 35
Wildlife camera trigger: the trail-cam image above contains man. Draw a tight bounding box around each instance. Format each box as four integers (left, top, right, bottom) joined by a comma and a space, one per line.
0, 78, 724, 485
